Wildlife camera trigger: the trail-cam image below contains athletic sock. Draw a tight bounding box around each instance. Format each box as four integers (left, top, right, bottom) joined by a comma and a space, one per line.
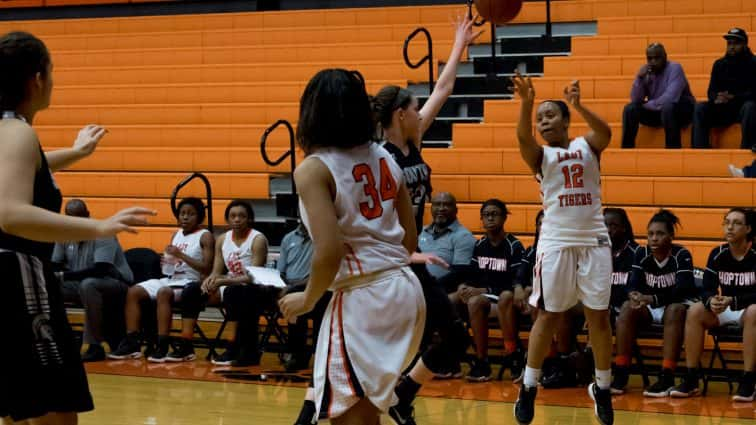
524, 366, 541, 388
595, 368, 611, 390
395, 375, 422, 404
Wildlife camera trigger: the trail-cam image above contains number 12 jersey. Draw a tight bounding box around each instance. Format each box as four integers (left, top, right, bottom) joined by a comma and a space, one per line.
301, 142, 411, 284
538, 137, 609, 249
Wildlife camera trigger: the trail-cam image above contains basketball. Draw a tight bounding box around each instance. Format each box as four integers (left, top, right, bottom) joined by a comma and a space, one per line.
474, 0, 523, 24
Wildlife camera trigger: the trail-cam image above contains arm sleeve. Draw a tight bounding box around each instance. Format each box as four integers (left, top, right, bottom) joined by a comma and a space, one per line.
701, 248, 720, 304
51, 243, 65, 265
514, 248, 533, 288
644, 63, 688, 111
627, 247, 646, 293
733, 59, 756, 102
509, 240, 524, 287
451, 230, 476, 266
630, 71, 647, 103
707, 61, 721, 102
93, 238, 118, 266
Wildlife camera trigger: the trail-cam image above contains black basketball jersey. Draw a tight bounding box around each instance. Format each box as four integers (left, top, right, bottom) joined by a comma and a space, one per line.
703, 243, 756, 311
610, 240, 639, 308
470, 233, 523, 294
0, 118, 62, 260
381, 141, 432, 233
629, 244, 697, 307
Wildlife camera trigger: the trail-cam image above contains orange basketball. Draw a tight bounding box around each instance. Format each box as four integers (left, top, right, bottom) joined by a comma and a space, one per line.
474, 0, 523, 24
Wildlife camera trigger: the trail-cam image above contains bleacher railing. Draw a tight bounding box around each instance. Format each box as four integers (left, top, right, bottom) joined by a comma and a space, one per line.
171, 172, 214, 233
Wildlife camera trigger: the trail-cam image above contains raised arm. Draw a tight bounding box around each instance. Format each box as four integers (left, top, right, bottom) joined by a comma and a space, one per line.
0, 123, 153, 242
564, 80, 612, 153
417, 12, 483, 141
45, 125, 107, 172
512, 71, 542, 174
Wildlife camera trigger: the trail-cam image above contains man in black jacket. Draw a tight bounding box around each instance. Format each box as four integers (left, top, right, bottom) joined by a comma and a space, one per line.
692, 28, 756, 151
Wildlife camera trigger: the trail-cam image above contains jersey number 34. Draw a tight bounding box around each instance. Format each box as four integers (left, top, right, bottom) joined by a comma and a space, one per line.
353, 158, 398, 220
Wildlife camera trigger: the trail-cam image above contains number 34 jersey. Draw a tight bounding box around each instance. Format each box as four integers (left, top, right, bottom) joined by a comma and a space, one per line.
538, 137, 609, 249
301, 142, 411, 284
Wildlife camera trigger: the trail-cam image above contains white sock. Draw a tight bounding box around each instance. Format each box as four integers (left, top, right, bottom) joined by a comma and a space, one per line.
524, 366, 541, 388
595, 368, 611, 390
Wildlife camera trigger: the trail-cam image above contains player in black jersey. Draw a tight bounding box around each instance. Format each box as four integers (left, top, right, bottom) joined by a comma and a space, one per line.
449, 199, 525, 382
293, 11, 482, 425
670, 208, 756, 402
604, 208, 640, 314
611, 210, 697, 397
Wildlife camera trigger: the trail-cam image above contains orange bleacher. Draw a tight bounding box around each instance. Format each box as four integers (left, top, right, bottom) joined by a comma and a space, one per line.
0, 0, 750, 271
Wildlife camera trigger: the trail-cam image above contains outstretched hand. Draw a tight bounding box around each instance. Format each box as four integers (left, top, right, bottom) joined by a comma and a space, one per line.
564, 80, 581, 107
97, 207, 156, 237
511, 70, 535, 103
453, 11, 484, 47
73, 125, 108, 157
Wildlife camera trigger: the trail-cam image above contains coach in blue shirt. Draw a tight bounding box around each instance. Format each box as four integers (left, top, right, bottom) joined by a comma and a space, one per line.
418, 192, 476, 283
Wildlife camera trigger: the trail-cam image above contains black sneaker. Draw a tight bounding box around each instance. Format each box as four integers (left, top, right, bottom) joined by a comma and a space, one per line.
588, 382, 614, 425
514, 384, 537, 425
643, 370, 675, 398
81, 344, 105, 363
466, 359, 492, 382
147, 339, 170, 363
670, 374, 700, 398
284, 355, 311, 372
433, 363, 463, 380
211, 347, 238, 366
107, 335, 142, 360
733, 372, 755, 402
610, 366, 629, 395
388, 401, 416, 425
541, 368, 577, 389
166, 339, 196, 362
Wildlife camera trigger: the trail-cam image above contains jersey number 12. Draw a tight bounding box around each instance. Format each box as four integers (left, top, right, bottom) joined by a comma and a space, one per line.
353, 158, 398, 220
561, 164, 584, 189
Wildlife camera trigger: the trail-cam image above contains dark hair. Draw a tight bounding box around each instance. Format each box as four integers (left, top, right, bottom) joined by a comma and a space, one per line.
224, 199, 255, 227
725, 207, 755, 240
540, 100, 570, 122
480, 198, 509, 216
177, 197, 206, 224
534, 209, 545, 246
648, 209, 680, 236
296, 68, 374, 153
603, 207, 635, 242
0, 32, 50, 111
370, 85, 413, 129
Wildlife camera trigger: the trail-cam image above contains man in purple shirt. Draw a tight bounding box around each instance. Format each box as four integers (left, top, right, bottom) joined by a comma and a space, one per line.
621, 43, 696, 148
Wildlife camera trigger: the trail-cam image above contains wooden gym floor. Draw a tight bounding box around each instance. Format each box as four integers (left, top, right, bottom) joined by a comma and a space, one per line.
81, 351, 755, 424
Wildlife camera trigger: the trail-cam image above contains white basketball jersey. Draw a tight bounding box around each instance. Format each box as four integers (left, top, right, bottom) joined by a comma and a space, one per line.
222, 229, 263, 277
539, 137, 609, 248
170, 228, 210, 281
301, 142, 410, 285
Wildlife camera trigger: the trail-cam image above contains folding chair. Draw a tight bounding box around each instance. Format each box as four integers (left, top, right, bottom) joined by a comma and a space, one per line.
702, 324, 741, 395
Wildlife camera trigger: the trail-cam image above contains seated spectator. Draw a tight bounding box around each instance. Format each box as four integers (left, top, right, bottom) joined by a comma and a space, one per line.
277, 222, 331, 371
183, 200, 270, 367
729, 160, 756, 178
53, 199, 134, 362
449, 199, 525, 382
693, 28, 756, 151
622, 43, 696, 149
418, 192, 476, 286
670, 208, 755, 402
605, 207, 640, 315
108, 198, 213, 361
611, 210, 698, 397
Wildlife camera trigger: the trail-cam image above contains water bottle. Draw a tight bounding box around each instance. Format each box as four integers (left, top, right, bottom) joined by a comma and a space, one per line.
161, 254, 177, 277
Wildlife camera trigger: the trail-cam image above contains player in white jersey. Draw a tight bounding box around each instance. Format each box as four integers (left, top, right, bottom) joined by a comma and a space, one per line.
197, 199, 269, 366
511, 72, 614, 425
279, 69, 425, 425
108, 198, 214, 361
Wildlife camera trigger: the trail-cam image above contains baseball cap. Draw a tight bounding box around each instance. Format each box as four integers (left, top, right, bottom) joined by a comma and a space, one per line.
723, 28, 748, 43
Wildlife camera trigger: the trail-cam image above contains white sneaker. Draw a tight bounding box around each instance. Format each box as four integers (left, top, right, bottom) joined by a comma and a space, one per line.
728, 164, 745, 178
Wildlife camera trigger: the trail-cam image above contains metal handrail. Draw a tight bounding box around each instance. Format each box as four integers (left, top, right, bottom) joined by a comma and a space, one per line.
260, 119, 296, 195
403, 27, 434, 95
170, 172, 214, 233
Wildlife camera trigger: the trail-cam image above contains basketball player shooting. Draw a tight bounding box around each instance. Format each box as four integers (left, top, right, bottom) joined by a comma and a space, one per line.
511, 71, 615, 425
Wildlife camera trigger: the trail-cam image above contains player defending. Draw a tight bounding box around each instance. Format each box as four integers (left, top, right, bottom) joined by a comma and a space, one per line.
511, 72, 614, 425
278, 69, 425, 425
